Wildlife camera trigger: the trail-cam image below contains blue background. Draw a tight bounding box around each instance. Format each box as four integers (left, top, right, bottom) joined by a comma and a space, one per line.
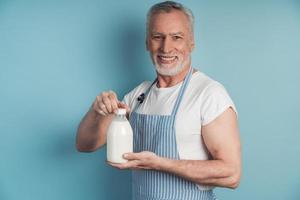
1, 0, 300, 200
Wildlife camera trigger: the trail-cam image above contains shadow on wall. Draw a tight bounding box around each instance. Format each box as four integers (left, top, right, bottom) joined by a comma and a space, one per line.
84, 17, 151, 199
60, 18, 150, 199
41, 16, 152, 200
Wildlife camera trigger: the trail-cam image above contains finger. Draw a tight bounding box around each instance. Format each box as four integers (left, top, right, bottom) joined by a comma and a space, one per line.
118, 102, 131, 113
136, 166, 151, 170
123, 152, 141, 160
94, 108, 106, 116
107, 162, 127, 169
102, 94, 113, 114
98, 95, 109, 114
98, 102, 109, 115
125, 160, 141, 168
107, 160, 139, 169
95, 95, 103, 110
93, 97, 106, 116
108, 91, 119, 113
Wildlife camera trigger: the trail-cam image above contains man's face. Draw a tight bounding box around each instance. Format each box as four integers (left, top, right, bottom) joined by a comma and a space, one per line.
147, 10, 195, 76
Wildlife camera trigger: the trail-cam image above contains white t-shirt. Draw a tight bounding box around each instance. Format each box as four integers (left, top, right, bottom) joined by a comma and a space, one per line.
123, 70, 237, 189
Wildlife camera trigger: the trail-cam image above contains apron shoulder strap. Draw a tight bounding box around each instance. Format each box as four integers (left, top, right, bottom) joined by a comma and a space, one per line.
131, 79, 157, 113
131, 67, 193, 116
171, 67, 193, 116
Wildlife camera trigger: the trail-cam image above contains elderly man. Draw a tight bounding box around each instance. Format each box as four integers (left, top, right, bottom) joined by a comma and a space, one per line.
76, 1, 241, 199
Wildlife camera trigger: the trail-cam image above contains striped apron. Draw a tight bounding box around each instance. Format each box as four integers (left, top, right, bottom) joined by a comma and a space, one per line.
129, 67, 217, 200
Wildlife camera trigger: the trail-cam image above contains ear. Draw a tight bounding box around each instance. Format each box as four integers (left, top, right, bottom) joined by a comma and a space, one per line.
189, 37, 195, 52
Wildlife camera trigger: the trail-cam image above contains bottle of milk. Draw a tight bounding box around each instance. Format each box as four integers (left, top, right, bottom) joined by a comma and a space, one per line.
107, 108, 133, 163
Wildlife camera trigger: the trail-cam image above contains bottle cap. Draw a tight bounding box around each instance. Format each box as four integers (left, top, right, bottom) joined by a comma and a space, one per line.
116, 108, 126, 115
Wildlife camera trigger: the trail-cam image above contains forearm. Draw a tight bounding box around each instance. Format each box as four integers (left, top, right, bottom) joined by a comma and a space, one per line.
159, 158, 240, 189
76, 107, 114, 152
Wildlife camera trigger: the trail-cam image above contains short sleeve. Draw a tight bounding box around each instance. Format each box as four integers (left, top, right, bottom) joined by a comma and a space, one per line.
200, 82, 237, 126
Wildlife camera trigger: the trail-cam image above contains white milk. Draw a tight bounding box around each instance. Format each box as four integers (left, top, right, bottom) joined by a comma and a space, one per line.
107, 108, 133, 163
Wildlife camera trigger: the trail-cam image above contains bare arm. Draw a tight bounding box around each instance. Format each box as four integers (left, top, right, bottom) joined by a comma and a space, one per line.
110, 108, 241, 189
76, 107, 114, 152
159, 107, 241, 188
76, 91, 130, 152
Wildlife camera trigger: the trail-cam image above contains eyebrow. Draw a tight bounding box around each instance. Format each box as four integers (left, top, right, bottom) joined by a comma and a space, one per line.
170, 32, 184, 36
151, 32, 185, 36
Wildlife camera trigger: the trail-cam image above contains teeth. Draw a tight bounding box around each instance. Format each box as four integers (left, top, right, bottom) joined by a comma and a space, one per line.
159, 55, 176, 61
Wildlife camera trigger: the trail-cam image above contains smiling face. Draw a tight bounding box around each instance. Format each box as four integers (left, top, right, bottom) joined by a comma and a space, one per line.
146, 10, 195, 76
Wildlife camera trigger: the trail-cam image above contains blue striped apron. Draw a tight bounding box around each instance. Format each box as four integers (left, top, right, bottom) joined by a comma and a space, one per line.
129, 67, 217, 200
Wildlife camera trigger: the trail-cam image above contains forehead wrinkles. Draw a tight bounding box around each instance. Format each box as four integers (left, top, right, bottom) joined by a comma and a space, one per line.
151, 31, 184, 36
148, 13, 193, 38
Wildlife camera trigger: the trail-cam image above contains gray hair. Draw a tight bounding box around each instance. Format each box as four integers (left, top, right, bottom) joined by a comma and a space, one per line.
146, 1, 194, 36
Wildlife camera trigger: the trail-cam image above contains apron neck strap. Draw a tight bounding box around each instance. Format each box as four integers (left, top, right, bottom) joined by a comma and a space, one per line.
171, 66, 193, 116
132, 67, 193, 115
131, 78, 156, 113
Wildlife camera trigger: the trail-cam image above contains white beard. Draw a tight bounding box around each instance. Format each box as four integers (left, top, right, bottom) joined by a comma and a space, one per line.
154, 56, 190, 76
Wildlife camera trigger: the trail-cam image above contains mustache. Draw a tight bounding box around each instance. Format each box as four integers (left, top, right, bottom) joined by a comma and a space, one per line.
157, 54, 178, 57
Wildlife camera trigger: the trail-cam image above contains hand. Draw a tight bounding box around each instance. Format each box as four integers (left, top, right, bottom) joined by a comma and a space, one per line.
108, 151, 163, 170
92, 90, 130, 116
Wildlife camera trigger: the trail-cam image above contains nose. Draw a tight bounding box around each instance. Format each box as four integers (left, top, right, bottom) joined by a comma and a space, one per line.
160, 37, 172, 53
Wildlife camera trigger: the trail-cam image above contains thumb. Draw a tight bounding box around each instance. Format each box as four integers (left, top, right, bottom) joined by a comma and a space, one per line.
118, 102, 131, 113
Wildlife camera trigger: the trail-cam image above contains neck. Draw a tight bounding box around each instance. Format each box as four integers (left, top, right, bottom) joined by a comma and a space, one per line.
156, 65, 191, 88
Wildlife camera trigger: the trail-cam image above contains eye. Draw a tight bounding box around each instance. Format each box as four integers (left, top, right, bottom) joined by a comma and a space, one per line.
173, 36, 183, 40
152, 35, 163, 40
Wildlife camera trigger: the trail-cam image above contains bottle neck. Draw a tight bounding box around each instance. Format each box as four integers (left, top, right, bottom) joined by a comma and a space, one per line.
116, 114, 126, 120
